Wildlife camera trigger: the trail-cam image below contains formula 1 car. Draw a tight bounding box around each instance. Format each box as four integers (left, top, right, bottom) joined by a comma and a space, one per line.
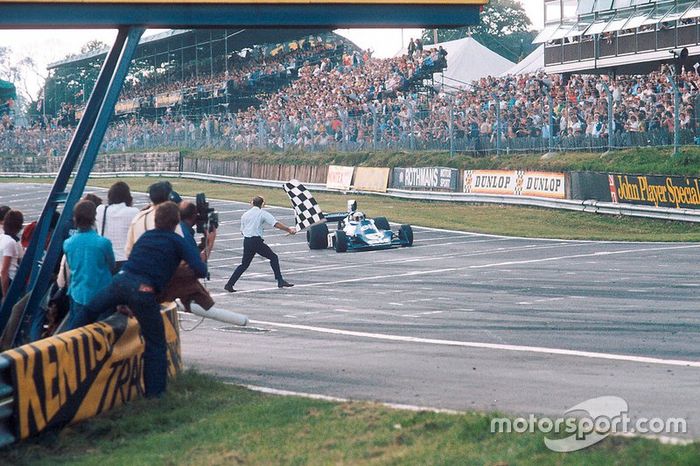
307, 200, 414, 253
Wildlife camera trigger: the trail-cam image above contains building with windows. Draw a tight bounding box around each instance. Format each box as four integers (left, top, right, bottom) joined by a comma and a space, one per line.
538, 0, 700, 75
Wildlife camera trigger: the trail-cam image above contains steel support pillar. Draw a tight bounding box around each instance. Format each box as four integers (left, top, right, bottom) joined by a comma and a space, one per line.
0, 27, 144, 345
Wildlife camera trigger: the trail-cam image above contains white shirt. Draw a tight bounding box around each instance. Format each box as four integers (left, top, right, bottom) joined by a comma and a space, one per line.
124, 205, 184, 258
240, 206, 276, 238
96, 202, 140, 262
0, 233, 23, 280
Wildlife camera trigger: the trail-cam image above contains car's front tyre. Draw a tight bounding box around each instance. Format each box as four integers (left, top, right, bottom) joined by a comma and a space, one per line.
399, 224, 414, 246
334, 230, 348, 252
307, 223, 329, 249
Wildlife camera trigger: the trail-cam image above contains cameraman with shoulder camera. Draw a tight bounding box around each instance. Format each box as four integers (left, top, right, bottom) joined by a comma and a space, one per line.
156, 200, 218, 313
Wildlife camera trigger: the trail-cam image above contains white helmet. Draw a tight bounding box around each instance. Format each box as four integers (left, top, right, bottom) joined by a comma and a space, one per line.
351, 211, 365, 222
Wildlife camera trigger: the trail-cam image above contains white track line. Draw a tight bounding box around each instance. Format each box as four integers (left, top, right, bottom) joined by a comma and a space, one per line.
249, 320, 700, 368
237, 383, 694, 444
230, 243, 700, 294
468, 244, 700, 269
240, 383, 461, 414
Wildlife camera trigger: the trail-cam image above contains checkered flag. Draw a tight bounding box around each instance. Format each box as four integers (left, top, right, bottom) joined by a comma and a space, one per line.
283, 179, 325, 231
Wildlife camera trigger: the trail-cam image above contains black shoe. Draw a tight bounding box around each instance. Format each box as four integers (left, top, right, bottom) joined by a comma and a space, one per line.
224, 284, 236, 293
278, 280, 294, 288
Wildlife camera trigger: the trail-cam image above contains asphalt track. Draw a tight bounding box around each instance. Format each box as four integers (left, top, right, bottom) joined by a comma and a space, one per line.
2, 182, 699, 438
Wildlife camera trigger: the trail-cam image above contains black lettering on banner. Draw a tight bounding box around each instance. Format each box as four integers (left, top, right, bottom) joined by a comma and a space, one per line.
101, 354, 144, 412
4, 307, 183, 441
7, 319, 126, 439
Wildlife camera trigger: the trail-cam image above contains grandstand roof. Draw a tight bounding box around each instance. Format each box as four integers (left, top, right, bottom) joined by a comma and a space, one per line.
47, 28, 335, 70
428, 37, 514, 87
0, 2, 483, 29
500, 45, 545, 76
535, 0, 700, 44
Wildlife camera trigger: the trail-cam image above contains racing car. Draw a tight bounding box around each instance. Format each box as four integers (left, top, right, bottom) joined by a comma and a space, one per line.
307, 200, 414, 253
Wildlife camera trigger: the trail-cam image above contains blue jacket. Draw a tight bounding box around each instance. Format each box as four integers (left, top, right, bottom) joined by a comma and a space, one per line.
64, 230, 115, 305
122, 228, 207, 292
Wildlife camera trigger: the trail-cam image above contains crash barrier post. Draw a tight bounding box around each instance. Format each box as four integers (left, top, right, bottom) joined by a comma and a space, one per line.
353, 167, 390, 193
0, 303, 181, 447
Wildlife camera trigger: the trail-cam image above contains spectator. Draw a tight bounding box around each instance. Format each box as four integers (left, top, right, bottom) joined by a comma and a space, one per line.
0, 210, 24, 301
62, 200, 115, 329
125, 181, 182, 257
0, 206, 10, 230
96, 181, 140, 271
83, 193, 103, 207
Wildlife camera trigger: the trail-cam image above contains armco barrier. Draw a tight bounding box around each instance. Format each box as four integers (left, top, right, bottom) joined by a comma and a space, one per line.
2, 170, 700, 222
0, 304, 181, 446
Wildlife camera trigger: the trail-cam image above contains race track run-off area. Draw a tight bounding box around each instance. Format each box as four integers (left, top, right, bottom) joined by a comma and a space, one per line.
3, 182, 700, 438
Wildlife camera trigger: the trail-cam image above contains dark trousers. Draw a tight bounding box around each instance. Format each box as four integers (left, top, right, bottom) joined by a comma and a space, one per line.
226, 236, 282, 287
66, 272, 167, 398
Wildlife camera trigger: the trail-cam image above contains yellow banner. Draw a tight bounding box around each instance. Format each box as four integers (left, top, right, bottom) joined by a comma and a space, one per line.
114, 98, 140, 114
354, 167, 390, 193
326, 165, 354, 191
154, 92, 182, 108
0, 304, 181, 440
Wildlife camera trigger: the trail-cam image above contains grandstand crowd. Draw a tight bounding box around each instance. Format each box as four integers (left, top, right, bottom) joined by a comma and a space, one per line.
2, 36, 700, 156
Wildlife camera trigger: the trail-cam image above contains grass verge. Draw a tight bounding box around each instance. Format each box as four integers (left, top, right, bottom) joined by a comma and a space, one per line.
67, 177, 700, 242
1, 371, 697, 466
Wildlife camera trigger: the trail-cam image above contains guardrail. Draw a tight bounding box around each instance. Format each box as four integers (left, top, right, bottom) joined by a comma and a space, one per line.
3, 170, 700, 223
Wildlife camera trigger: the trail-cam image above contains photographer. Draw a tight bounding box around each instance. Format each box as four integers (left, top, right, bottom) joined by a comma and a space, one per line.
157, 201, 217, 312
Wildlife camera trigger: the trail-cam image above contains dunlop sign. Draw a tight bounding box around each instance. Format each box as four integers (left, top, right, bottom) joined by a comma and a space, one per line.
392, 167, 459, 191
0, 306, 181, 440
609, 174, 700, 209
463, 170, 566, 199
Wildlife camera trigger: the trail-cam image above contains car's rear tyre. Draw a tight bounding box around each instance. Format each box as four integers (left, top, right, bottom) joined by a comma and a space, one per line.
307, 223, 329, 249
373, 216, 390, 231
334, 230, 348, 252
399, 224, 414, 246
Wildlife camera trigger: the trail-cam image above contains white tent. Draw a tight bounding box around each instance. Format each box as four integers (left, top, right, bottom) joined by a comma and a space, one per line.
422, 37, 515, 88
500, 45, 545, 77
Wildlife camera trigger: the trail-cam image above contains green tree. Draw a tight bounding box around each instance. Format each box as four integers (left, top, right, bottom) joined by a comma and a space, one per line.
422, 0, 533, 62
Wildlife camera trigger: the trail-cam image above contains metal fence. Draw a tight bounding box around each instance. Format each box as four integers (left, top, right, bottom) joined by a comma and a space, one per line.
90, 114, 699, 156
2, 79, 698, 157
